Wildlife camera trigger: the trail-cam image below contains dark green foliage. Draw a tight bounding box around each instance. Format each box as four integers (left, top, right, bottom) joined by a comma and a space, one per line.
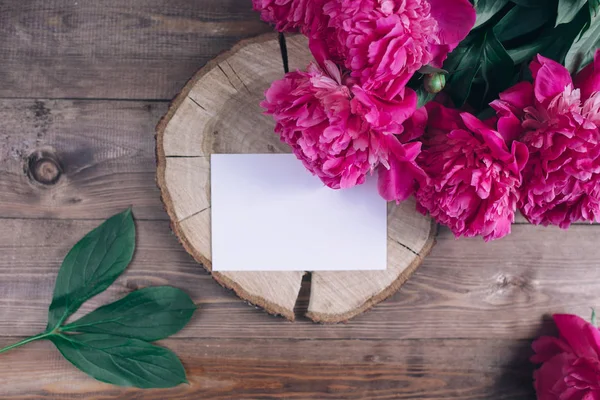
412, 0, 598, 112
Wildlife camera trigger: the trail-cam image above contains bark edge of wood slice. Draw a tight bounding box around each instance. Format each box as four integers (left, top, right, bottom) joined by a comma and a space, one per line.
156, 33, 437, 323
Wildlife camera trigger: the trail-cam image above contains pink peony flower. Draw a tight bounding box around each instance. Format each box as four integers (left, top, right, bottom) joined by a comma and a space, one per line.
252, 0, 325, 34
491, 51, 600, 228
377, 136, 426, 202
309, 0, 476, 99
262, 61, 424, 194
532, 314, 600, 400
414, 102, 528, 241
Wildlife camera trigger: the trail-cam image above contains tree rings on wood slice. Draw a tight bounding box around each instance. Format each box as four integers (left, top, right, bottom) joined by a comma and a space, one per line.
156, 33, 437, 323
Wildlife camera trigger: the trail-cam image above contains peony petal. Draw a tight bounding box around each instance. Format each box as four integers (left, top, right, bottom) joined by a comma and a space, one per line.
584, 321, 600, 359
460, 112, 510, 156
496, 111, 524, 144
378, 163, 413, 202
427, 0, 476, 45
533, 353, 577, 400
308, 36, 330, 68
565, 358, 600, 390
511, 141, 529, 174
491, 83, 531, 144
352, 86, 418, 133
532, 55, 573, 104
499, 81, 535, 110
425, 101, 463, 131
554, 314, 600, 359
398, 107, 428, 143
582, 390, 600, 400
429, 43, 454, 68
531, 336, 573, 364
377, 137, 426, 203
530, 55, 543, 79
574, 49, 600, 101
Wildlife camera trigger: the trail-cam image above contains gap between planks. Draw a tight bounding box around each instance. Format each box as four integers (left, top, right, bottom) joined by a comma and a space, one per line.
0, 335, 535, 343
0, 96, 172, 103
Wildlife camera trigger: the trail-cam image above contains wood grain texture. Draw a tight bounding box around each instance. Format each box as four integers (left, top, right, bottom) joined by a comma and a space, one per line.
0, 99, 168, 220
156, 33, 436, 323
0, 0, 594, 398
0, 218, 597, 341
0, 0, 271, 99
0, 337, 535, 399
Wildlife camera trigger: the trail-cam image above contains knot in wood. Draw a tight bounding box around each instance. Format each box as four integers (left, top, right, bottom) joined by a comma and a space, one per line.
493, 273, 534, 292
27, 150, 62, 185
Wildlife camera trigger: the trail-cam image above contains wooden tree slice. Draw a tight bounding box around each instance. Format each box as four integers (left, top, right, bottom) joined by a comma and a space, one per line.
156, 33, 437, 323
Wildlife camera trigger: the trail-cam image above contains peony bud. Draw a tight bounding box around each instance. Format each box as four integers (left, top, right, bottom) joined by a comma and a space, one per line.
424, 73, 446, 94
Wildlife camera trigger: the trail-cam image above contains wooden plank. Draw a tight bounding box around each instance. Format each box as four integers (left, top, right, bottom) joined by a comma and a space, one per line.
0, 99, 169, 220
0, 97, 593, 230
0, 337, 535, 399
0, 217, 597, 340
0, 0, 271, 99
513, 210, 597, 225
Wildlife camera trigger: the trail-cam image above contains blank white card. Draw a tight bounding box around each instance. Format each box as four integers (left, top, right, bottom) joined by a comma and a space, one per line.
210, 154, 387, 271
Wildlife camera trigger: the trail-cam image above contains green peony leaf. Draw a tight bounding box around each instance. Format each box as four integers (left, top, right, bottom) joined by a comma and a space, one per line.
494, 5, 554, 41
61, 286, 197, 342
47, 209, 135, 329
508, 6, 588, 65
510, 0, 547, 6
482, 32, 514, 102
444, 34, 486, 107
592, 0, 600, 15
545, 5, 591, 63
507, 37, 553, 65
565, 2, 600, 72
474, 0, 510, 29
50, 333, 188, 389
556, 0, 588, 26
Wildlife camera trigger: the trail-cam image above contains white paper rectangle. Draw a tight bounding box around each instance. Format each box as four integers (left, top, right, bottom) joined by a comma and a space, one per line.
210, 154, 387, 271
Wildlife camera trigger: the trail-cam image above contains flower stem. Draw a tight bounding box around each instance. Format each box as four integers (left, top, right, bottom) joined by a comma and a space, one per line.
0, 332, 53, 354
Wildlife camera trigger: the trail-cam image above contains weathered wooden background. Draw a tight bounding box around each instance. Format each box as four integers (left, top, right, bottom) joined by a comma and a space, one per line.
0, 1, 597, 399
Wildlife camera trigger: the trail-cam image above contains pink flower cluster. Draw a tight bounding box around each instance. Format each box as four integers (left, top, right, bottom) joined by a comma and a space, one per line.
410, 51, 600, 240
257, 0, 475, 201
532, 314, 600, 399
414, 103, 528, 241
263, 60, 425, 191
252, 0, 325, 34
492, 52, 600, 229
312, 0, 473, 98
255, 0, 600, 240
